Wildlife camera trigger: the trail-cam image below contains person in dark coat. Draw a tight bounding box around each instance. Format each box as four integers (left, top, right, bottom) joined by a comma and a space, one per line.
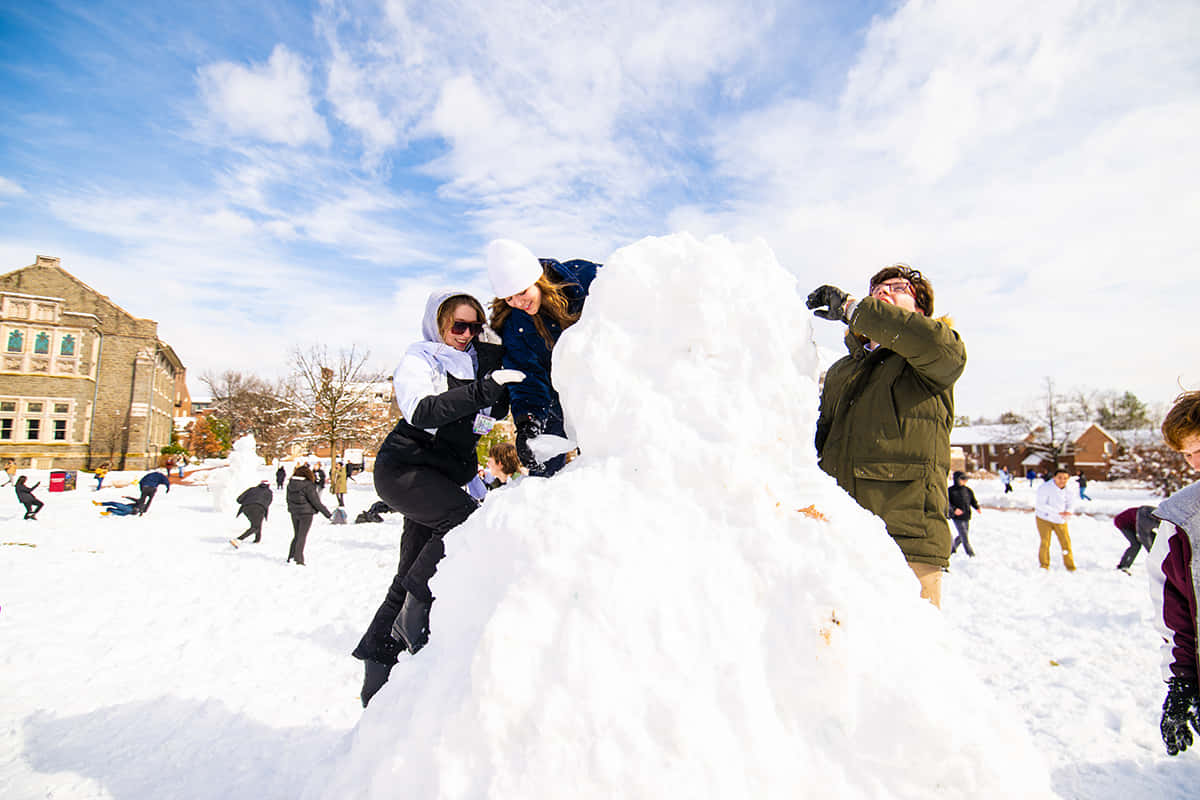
486, 239, 599, 477
1113, 505, 1162, 572
15, 476, 43, 519
352, 290, 521, 707
285, 464, 331, 565
808, 264, 966, 607
231, 480, 274, 547
313, 464, 326, 491
948, 471, 982, 557
275, 465, 286, 490
135, 469, 171, 515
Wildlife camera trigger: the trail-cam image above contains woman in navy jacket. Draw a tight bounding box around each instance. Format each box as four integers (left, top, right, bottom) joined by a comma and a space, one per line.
486, 238, 599, 477
352, 290, 522, 706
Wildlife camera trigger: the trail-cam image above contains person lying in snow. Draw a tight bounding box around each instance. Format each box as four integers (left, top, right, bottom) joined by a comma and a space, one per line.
351, 290, 523, 707
94, 498, 142, 516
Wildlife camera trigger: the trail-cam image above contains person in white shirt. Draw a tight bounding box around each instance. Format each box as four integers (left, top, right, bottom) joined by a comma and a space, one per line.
1035, 468, 1077, 571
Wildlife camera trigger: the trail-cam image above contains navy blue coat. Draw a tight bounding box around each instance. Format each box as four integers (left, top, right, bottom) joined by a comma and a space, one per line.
139, 471, 170, 492
497, 258, 600, 419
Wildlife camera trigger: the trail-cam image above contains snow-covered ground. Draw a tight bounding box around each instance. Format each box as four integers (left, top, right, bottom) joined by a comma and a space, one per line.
2, 472, 1197, 798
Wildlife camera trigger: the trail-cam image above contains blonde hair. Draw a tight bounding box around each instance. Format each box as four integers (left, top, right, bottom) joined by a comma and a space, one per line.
437, 295, 486, 339
489, 265, 581, 348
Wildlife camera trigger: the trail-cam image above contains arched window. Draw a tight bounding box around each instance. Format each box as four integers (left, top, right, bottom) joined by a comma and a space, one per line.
6, 330, 22, 352
60, 334, 75, 356
34, 332, 51, 354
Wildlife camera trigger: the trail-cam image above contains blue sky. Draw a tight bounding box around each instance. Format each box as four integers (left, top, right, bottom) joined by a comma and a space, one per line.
2, 0, 1197, 420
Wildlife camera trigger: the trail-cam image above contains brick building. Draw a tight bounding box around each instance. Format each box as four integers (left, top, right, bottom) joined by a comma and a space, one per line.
0, 255, 186, 470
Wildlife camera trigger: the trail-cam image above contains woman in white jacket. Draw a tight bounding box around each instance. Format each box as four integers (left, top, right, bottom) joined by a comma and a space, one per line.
351, 290, 522, 706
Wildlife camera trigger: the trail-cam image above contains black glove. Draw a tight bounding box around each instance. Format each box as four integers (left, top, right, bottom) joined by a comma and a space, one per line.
806, 284, 850, 322
1161, 677, 1200, 755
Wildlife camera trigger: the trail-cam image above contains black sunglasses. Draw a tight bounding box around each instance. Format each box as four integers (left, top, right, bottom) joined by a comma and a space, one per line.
449, 320, 484, 336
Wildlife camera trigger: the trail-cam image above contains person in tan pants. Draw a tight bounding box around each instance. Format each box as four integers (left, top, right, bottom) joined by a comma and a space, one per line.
1035, 469, 1077, 570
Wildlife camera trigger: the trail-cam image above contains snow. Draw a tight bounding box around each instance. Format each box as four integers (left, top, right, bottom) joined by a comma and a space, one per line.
2, 233, 1197, 798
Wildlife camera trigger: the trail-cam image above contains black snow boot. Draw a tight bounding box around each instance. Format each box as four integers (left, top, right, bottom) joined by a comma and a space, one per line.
391, 592, 432, 654
360, 660, 394, 708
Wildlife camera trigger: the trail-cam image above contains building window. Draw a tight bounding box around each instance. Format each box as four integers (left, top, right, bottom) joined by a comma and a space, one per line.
27, 402, 42, 413
6, 330, 22, 352
34, 332, 51, 354
0, 401, 13, 413
53, 419, 67, 440
54, 402, 69, 414
61, 334, 75, 356
0, 418, 11, 440
26, 419, 40, 439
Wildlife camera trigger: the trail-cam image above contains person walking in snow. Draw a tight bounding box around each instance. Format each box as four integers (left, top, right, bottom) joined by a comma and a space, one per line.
807, 264, 966, 608
1113, 505, 1160, 573
330, 461, 348, 507
285, 464, 332, 565
2, 459, 16, 486
352, 290, 522, 707
231, 479, 273, 547
1026, 468, 1037, 487
486, 239, 600, 477
313, 464, 326, 491
134, 468, 170, 515
1035, 468, 1077, 571
15, 475, 43, 519
1147, 390, 1200, 756
1076, 471, 1092, 501
1000, 467, 1013, 494
93, 462, 109, 490
275, 464, 286, 490
948, 471, 982, 557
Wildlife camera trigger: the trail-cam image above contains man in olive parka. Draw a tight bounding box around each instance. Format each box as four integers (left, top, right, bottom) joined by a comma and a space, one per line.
807, 265, 966, 608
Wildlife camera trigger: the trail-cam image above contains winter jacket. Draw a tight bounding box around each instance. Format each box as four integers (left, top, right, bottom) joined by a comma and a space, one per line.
948, 483, 980, 521
330, 465, 348, 494
815, 297, 966, 568
139, 471, 170, 492
1149, 480, 1200, 680
495, 258, 600, 420
286, 477, 332, 519
1034, 481, 1073, 524
15, 477, 40, 503
381, 290, 510, 486
236, 484, 273, 519
1115, 505, 1162, 549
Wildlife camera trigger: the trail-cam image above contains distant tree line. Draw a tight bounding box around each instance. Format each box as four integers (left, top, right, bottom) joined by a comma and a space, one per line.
968, 380, 1191, 496
190, 346, 395, 463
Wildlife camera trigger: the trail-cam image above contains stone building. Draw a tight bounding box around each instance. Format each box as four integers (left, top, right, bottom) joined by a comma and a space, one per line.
0, 255, 186, 470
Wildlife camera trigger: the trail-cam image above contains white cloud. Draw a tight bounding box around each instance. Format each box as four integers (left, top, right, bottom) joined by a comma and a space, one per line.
0, 176, 26, 196
197, 45, 331, 147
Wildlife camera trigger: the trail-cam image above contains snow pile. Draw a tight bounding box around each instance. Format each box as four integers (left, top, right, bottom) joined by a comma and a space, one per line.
206, 434, 262, 513
309, 233, 1052, 799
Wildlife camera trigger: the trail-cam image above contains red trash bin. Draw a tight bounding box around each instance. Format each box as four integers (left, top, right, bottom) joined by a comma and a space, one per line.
48, 471, 66, 492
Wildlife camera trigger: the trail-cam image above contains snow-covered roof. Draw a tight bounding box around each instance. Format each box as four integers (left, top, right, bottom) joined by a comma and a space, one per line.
949, 424, 1030, 445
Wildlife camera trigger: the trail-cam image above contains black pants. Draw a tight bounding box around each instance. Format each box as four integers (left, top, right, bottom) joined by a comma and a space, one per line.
514, 411, 568, 477
137, 486, 158, 515
1116, 524, 1142, 569
288, 514, 314, 564
237, 507, 266, 542
352, 460, 477, 664
22, 499, 44, 519
951, 518, 975, 556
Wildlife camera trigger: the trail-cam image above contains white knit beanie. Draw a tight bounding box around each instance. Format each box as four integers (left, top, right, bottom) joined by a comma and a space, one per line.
486, 239, 544, 299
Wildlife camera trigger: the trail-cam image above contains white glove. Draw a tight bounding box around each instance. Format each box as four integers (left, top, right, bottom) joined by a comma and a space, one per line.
490, 369, 526, 385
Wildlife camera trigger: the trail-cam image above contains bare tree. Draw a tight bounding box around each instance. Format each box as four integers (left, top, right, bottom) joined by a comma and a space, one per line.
1025, 377, 1089, 469
289, 345, 392, 461
202, 370, 306, 461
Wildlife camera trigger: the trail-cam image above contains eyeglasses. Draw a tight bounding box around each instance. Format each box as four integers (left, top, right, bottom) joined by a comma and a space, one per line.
869, 279, 915, 298
449, 320, 484, 336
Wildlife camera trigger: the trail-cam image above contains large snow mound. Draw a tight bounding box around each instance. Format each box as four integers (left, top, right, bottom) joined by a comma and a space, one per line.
308, 233, 1052, 799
